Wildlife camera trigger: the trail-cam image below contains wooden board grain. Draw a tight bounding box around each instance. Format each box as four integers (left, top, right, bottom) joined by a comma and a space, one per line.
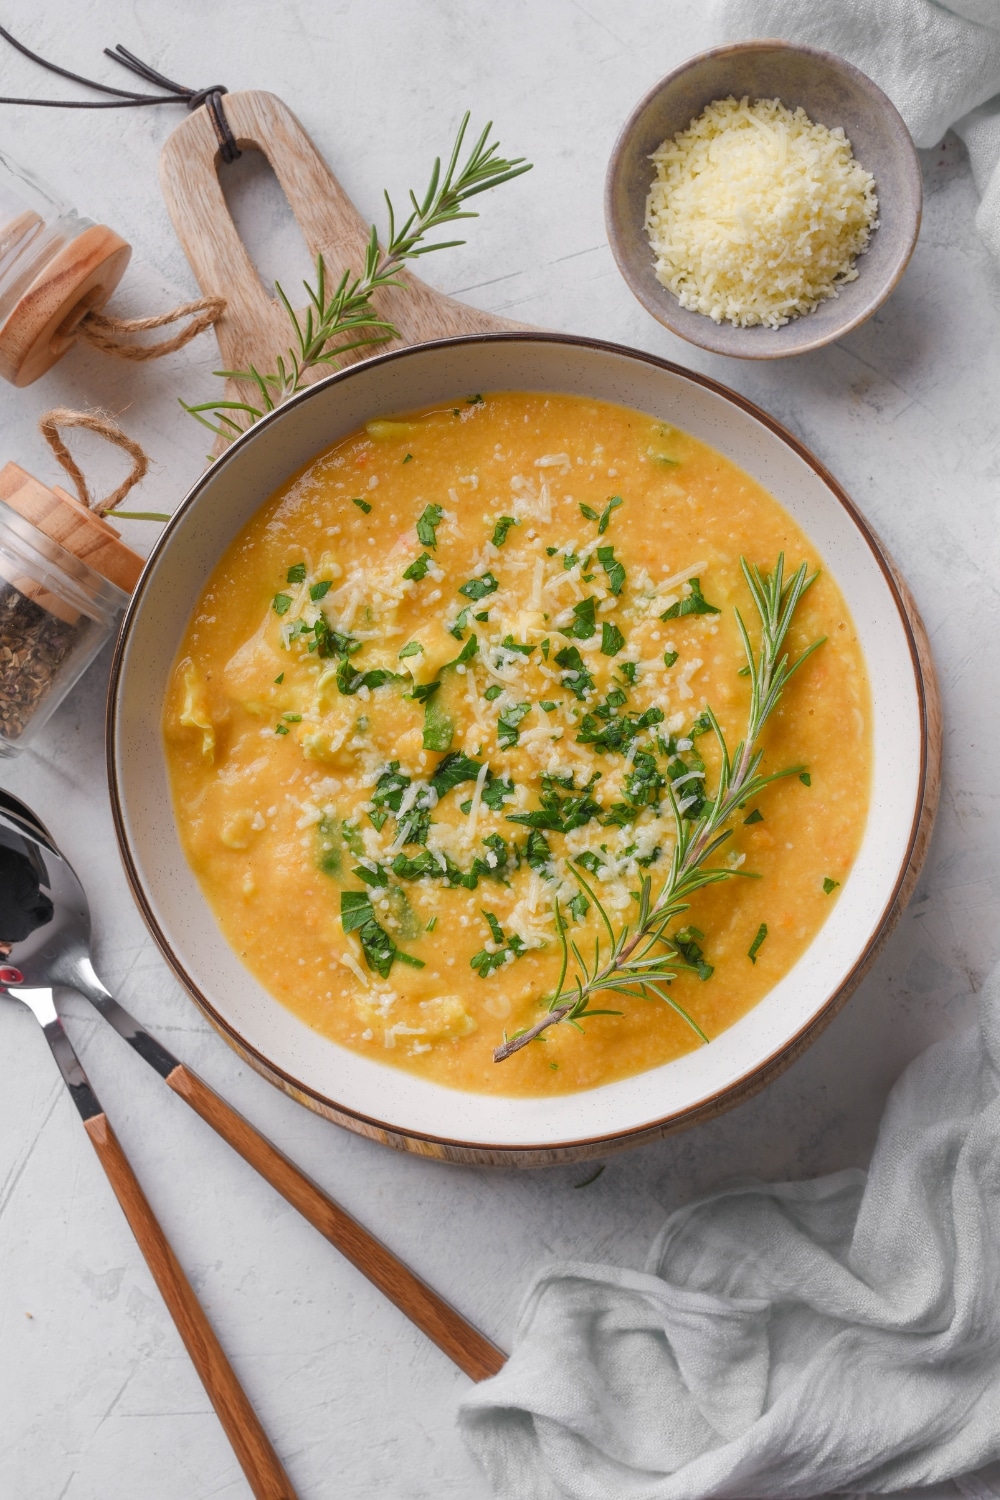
159, 89, 528, 442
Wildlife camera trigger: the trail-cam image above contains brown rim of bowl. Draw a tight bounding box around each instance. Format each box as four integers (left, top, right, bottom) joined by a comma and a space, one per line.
604, 39, 923, 360
106, 331, 934, 1162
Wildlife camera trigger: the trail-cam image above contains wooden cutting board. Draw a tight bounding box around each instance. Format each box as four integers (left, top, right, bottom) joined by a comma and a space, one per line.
159, 89, 528, 436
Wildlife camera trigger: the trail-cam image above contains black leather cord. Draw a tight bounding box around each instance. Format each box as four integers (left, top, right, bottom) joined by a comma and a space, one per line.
0, 24, 241, 162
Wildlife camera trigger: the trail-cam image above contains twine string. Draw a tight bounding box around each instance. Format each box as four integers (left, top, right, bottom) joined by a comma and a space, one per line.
77, 296, 226, 360
39, 408, 150, 516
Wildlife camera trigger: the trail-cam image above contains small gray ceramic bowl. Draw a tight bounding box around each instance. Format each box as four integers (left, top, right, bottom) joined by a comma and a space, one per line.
605, 40, 922, 359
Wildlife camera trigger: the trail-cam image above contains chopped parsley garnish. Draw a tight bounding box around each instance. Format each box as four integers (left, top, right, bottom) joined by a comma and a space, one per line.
574, 850, 604, 876
540, 700, 558, 713
748, 923, 768, 964
341, 890, 423, 978
459, 571, 499, 600
661, 577, 721, 620
481, 774, 515, 812
274, 723, 290, 735
580, 494, 623, 534
352, 496, 372, 513
554, 644, 595, 699
563, 596, 597, 640
597, 495, 624, 534
601, 622, 625, 656
274, 672, 284, 684
663, 650, 679, 669
541, 638, 550, 659
484, 684, 503, 701
567, 890, 590, 923
500, 634, 534, 657
403, 453, 413, 463
523, 828, 553, 872
474, 610, 490, 622
673, 925, 714, 981
618, 661, 639, 685
491, 515, 517, 547
471, 910, 526, 977
272, 592, 292, 616
689, 711, 713, 738
352, 862, 388, 888
337, 660, 400, 695
596, 544, 625, 595
426, 917, 437, 932
310, 580, 332, 601
403, 552, 432, 581
800, 772, 812, 786
497, 701, 531, 748
398, 641, 423, 659
507, 779, 601, 833
744, 808, 763, 825
416, 503, 444, 547
282, 712, 302, 722
823, 877, 840, 894
430, 752, 483, 799
422, 697, 454, 752
369, 763, 410, 830
577, 703, 664, 752
624, 749, 664, 807
286, 563, 307, 584
448, 606, 471, 639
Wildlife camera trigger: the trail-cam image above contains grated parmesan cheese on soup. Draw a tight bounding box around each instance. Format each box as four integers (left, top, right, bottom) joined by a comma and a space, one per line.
645, 96, 879, 329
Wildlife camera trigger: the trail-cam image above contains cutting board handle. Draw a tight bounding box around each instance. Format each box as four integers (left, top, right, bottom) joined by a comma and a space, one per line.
159, 89, 526, 417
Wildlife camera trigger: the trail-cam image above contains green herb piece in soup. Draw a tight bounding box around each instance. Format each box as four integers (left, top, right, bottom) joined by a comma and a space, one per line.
459, 571, 499, 600
748, 923, 768, 964
286, 563, 307, 584
660, 577, 720, 620
403, 553, 432, 581
416, 503, 444, 547
601, 622, 625, 656
272, 592, 292, 616
597, 545, 626, 596
352, 496, 372, 513
491, 516, 517, 547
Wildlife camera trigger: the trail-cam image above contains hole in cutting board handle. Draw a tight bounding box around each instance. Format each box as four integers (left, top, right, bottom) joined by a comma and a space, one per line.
218, 144, 318, 304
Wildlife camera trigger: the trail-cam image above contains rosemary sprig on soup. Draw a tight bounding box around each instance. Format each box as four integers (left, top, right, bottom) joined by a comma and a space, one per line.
164, 393, 870, 1098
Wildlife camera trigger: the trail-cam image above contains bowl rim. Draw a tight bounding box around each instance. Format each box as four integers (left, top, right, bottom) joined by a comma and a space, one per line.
106, 331, 937, 1163
604, 38, 923, 360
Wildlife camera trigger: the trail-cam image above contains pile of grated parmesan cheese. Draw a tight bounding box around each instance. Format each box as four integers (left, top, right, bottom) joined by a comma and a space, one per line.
644, 95, 879, 329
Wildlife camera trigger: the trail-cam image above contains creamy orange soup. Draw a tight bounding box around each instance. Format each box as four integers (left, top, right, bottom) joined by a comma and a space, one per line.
164, 392, 870, 1096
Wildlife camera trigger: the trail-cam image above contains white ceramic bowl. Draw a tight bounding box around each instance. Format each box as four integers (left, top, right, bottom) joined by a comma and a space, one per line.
108, 335, 938, 1166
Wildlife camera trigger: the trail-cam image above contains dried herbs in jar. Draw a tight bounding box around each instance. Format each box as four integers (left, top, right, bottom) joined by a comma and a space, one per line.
0, 496, 129, 756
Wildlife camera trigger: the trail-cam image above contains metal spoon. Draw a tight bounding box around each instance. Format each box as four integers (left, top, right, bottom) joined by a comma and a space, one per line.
0, 792, 500, 1470
0, 801, 298, 1499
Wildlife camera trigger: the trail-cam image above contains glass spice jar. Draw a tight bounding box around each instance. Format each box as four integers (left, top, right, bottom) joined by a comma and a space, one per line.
0, 498, 128, 755
0, 149, 130, 387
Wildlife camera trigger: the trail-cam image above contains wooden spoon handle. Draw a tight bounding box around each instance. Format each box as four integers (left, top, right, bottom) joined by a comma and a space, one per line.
83, 1111, 298, 1500
166, 1063, 506, 1382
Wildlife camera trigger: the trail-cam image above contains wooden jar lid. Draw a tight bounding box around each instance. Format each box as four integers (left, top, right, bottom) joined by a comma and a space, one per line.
0, 224, 131, 388
0, 461, 144, 593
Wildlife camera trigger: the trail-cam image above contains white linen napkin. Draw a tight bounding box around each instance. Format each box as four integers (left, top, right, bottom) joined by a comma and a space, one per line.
459, 961, 1000, 1498
713, 0, 1000, 262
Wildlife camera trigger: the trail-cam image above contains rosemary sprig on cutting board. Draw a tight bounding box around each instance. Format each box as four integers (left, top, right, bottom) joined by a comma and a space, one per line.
493, 556, 825, 1063
184, 114, 530, 443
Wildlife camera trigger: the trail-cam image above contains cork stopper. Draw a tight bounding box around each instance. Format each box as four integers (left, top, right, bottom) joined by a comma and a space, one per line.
0, 462, 144, 592
0, 224, 131, 388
